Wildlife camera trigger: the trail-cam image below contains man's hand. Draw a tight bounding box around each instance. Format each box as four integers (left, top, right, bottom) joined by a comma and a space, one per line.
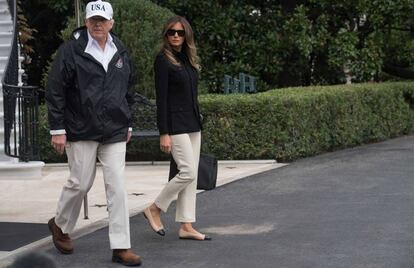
51, 134, 66, 154
160, 134, 171, 154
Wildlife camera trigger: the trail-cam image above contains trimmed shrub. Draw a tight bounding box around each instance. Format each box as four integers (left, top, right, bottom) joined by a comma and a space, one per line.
200, 82, 414, 161
38, 82, 414, 162
111, 0, 173, 98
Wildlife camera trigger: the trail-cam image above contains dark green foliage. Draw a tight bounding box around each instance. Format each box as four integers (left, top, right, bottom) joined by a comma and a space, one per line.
153, 0, 414, 91
21, 0, 73, 88
153, 0, 284, 92
111, 0, 173, 98
23, 0, 414, 94
38, 82, 414, 162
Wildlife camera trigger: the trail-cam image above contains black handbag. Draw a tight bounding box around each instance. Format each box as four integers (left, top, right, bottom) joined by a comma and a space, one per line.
168, 153, 218, 190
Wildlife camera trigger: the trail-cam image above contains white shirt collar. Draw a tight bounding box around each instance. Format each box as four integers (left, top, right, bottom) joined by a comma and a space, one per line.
84, 30, 118, 72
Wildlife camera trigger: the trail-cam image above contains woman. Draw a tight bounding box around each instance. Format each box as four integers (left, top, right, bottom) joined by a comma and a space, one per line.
143, 16, 211, 241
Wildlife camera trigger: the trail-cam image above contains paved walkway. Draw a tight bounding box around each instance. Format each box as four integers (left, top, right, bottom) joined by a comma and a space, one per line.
0, 160, 285, 267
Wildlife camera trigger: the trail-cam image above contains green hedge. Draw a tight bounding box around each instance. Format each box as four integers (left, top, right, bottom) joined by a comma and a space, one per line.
38, 82, 414, 162
111, 0, 173, 98
200, 82, 414, 161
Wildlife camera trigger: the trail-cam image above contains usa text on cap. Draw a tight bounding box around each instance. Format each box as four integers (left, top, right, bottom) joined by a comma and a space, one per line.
85, 0, 113, 20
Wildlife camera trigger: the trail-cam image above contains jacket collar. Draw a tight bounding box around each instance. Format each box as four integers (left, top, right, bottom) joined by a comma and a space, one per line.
70, 26, 126, 54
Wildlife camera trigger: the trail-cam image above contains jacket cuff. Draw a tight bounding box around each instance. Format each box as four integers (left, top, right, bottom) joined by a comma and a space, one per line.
50, 129, 66, 135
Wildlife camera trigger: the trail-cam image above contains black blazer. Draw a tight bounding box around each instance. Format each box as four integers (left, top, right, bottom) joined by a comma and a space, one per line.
154, 51, 202, 135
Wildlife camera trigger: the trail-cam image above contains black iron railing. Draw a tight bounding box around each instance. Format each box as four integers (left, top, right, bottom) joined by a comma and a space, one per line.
2, 0, 40, 161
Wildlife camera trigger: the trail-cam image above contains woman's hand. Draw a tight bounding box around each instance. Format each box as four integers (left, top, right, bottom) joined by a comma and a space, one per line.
160, 134, 171, 154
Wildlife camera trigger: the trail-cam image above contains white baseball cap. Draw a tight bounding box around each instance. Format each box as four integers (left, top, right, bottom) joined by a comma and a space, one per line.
85, 0, 113, 20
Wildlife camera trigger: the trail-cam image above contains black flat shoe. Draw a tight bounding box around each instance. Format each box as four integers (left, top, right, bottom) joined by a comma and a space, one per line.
143, 208, 165, 236
178, 229, 212, 241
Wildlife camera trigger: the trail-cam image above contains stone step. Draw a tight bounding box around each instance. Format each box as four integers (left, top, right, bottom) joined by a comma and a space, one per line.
0, 32, 12, 44
0, 20, 12, 32
0, 154, 12, 161
0, 9, 10, 21
0, 160, 44, 180
0, 2, 8, 10
0, 44, 10, 57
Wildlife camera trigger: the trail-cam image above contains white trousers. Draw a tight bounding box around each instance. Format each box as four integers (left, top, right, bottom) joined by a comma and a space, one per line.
55, 141, 131, 249
155, 131, 201, 223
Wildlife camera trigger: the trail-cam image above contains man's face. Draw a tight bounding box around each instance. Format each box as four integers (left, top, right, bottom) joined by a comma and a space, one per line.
85, 16, 114, 42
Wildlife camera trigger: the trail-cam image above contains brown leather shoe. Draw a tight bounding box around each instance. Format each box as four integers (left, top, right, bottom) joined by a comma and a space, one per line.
48, 217, 73, 254
112, 249, 142, 266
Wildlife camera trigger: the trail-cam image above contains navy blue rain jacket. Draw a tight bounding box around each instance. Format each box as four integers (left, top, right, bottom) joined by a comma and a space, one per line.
46, 26, 136, 143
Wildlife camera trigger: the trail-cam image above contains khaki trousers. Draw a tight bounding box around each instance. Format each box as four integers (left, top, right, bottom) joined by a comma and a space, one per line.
55, 141, 131, 249
155, 131, 201, 222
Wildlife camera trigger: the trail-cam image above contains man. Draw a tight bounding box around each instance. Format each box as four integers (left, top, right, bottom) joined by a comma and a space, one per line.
45, 0, 141, 266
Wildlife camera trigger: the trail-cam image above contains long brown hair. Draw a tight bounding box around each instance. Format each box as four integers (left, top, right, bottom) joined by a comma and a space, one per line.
160, 16, 200, 71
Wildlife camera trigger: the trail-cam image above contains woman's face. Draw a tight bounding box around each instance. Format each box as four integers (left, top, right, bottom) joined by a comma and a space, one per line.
167, 22, 185, 51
